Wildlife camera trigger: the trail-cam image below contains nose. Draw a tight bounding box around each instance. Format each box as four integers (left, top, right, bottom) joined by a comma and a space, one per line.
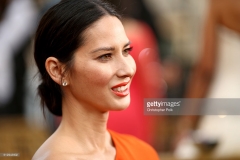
116, 55, 136, 79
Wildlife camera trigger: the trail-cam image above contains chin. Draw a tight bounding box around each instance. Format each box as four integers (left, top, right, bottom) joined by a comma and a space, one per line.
113, 104, 129, 111
111, 97, 131, 111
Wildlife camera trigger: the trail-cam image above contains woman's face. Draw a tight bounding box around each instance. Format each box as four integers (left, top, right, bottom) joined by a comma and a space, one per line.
65, 16, 136, 112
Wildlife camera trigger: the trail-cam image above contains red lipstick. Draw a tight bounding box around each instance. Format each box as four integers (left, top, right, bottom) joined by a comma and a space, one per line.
112, 82, 129, 88
111, 82, 130, 97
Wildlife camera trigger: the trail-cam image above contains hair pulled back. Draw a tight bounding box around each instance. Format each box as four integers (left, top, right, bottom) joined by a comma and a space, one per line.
34, 0, 120, 116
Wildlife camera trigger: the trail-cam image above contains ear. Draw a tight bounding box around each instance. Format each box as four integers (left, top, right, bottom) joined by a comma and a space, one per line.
45, 57, 65, 85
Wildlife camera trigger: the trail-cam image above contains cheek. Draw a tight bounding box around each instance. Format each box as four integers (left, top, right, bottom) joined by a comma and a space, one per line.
130, 56, 137, 74
75, 62, 113, 87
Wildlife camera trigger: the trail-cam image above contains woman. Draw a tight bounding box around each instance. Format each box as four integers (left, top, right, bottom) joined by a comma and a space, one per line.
175, 0, 240, 159
32, 0, 160, 159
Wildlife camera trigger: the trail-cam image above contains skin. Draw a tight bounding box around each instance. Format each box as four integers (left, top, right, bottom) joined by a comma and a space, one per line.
174, 0, 240, 148
186, 0, 240, 99
32, 15, 136, 160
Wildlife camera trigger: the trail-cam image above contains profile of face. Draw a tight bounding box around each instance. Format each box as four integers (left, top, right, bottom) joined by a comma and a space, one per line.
62, 15, 136, 112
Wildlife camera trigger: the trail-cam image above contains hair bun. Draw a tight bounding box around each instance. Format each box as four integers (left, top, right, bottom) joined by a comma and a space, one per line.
38, 81, 62, 116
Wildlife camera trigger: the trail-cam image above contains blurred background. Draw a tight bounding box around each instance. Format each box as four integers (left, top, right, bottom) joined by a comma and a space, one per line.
1, 0, 240, 159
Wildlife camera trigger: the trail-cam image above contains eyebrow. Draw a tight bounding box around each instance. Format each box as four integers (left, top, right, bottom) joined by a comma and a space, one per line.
90, 41, 131, 54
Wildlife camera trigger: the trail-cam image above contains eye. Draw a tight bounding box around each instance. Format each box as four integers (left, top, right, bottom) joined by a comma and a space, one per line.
97, 53, 112, 62
123, 47, 133, 56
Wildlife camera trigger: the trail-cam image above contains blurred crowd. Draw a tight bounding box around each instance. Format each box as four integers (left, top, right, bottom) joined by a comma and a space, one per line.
1, 0, 240, 159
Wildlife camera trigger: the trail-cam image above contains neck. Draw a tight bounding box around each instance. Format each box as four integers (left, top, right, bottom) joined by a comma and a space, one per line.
56, 99, 112, 152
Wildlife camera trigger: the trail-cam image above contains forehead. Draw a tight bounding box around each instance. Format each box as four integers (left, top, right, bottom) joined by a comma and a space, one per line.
82, 16, 129, 47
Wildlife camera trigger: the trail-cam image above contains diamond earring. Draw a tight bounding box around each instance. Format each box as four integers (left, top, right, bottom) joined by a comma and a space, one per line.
62, 81, 68, 86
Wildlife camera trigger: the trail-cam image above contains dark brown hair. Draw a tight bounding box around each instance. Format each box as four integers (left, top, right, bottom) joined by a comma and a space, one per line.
34, 0, 120, 116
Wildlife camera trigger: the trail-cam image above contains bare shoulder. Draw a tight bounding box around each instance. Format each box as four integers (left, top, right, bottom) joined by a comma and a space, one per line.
32, 134, 70, 160
32, 151, 67, 160
32, 151, 83, 160
210, 0, 240, 33
32, 146, 101, 160
32, 142, 77, 160
32, 136, 57, 160
32, 133, 91, 160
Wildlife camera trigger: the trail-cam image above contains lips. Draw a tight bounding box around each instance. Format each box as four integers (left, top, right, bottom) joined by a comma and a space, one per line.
111, 82, 130, 97
112, 85, 127, 92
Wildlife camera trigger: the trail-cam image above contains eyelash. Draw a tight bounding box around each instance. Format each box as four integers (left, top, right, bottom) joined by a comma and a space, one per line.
97, 47, 133, 62
123, 47, 133, 55
97, 54, 112, 61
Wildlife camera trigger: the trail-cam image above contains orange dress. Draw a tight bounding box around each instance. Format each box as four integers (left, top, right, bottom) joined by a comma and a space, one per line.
109, 130, 160, 160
